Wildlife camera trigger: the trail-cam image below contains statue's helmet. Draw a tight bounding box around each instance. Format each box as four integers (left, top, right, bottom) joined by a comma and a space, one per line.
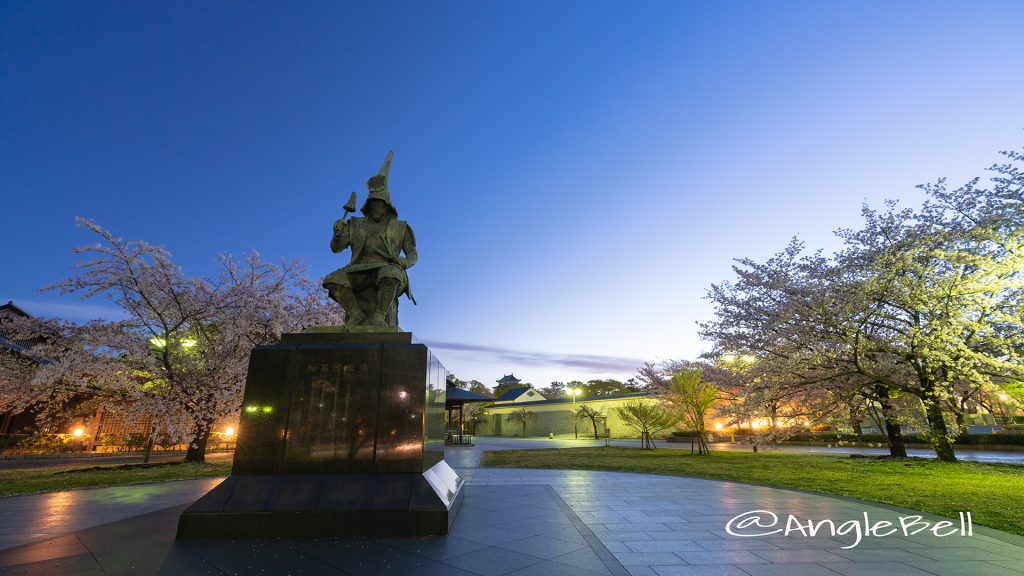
362, 151, 398, 217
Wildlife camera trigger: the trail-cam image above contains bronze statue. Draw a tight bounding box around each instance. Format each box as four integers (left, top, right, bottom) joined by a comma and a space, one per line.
323, 151, 417, 330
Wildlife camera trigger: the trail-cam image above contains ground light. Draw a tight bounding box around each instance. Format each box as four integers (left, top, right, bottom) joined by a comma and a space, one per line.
72, 428, 84, 437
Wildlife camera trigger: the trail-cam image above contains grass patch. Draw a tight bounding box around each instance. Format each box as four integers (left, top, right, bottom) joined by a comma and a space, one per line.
482, 447, 1024, 536
0, 460, 230, 498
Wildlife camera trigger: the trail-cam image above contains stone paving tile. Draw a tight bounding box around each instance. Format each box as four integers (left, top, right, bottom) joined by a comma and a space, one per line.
751, 548, 850, 563
649, 564, 751, 576
393, 561, 481, 576
621, 540, 705, 553
0, 552, 106, 576
194, 540, 350, 576
647, 529, 725, 541
987, 559, 1024, 574
736, 563, 846, 576
829, 548, 932, 562
901, 560, 1024, 576
673, 549, 770, 565
495, 534, 589, 559
820, 562, 937, 576
551, 546, 615, 575
506, 559, 611, 576
0, 535, 87, 568
442, 546, 544, 576
903, 546, 1021, 562
377, 535, 491, 561
693, 538, 781, 551
599, 523, 675, 533
611, 552, 687, 566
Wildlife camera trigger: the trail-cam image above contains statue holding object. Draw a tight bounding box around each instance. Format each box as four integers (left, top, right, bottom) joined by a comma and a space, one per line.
323, 151, 418, 331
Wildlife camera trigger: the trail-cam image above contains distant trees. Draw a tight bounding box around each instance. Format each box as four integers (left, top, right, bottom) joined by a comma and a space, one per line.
615, 399, 676, 449
539, 381, 566, 398
662, 367, 718, 455
1, 219, 341, 462
575, 404, 605, 439
507, 407, 536, 437
701, 148, 1024, 462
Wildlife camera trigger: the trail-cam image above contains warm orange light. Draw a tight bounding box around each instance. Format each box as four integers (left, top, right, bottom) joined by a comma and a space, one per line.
714, 423, 723, 430
776, 421, 785, 428
224, 427, 234, 436
72, 428, 84, 437
751, 421, 760, 429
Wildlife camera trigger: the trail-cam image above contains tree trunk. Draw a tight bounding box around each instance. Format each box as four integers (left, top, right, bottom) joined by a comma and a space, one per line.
591, 419, 599, 440
142, 425, 155, 464
953, 408, 966, 428
184, 420, 213, 463
921, 394, 957, 462
850, 417, 863, 435
875, 386, 907, 458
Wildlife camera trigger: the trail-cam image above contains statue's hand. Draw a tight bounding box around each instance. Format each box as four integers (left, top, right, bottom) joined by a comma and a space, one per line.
333, 218, 348, 235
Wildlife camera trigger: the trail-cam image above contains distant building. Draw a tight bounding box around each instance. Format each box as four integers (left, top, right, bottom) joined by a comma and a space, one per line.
492, 386, 546, 404
0, 301, 42, 435
477, 391, 651, 438
0, 301, 152, 448
495, 374, 521, 386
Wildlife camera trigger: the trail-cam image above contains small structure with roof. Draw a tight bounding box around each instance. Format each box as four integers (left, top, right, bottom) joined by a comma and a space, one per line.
444, 386, 492, 445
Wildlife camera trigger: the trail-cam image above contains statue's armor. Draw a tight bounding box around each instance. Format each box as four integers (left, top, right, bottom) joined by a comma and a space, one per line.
324, 215, 415, 302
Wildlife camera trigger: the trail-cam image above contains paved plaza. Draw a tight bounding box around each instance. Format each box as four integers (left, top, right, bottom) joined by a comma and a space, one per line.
0, 444, 1022, 575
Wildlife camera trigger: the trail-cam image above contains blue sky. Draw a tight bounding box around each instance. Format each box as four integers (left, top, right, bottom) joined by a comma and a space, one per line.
3, 1, 1023, 389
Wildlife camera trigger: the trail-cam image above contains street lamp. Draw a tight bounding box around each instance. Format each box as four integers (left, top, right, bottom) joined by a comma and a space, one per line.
996, 393, 1010, 426
569, 388, 582, 439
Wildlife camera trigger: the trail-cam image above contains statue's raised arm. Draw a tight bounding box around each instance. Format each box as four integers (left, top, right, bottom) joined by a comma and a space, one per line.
322, 151, 417, 331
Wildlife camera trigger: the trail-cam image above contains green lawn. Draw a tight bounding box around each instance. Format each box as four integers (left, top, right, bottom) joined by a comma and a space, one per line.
482, 447, 1024, 536
0, 460, 231, 498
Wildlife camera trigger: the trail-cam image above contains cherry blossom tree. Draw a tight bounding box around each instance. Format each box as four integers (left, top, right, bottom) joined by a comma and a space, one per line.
3, 218, 342, 462
701, 148, 1024, 463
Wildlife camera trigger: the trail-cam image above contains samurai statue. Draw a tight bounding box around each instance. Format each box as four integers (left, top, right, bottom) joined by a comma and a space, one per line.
323, 151, 417, 331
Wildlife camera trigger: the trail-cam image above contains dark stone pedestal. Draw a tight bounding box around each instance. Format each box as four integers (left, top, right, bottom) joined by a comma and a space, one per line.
177, 332, 463, 539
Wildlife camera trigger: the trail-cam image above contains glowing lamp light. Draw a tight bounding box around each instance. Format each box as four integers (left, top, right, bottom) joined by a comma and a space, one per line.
776, 421, 785, 428
721, 354, 736, 363
149, 337, 167, 349
72, 428, 84, 437
398, 391, 408, 400
224, 427, 234, 436
181, 338, 197, 348
999, 394, 1009, 402
261, 406, 274, 414
714, 423, 723, 430
245, 405, 259, 413
751, 421, 760, 429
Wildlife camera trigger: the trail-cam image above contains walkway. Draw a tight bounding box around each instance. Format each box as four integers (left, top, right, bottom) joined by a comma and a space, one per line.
0, 446, 1022, 575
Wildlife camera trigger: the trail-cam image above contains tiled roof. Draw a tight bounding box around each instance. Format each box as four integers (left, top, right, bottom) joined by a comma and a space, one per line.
494, 386, 531, 401
445, 387, 493, 402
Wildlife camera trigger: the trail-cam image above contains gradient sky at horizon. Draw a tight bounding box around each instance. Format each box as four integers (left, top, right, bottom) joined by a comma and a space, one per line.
3, 1, 1023, 390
